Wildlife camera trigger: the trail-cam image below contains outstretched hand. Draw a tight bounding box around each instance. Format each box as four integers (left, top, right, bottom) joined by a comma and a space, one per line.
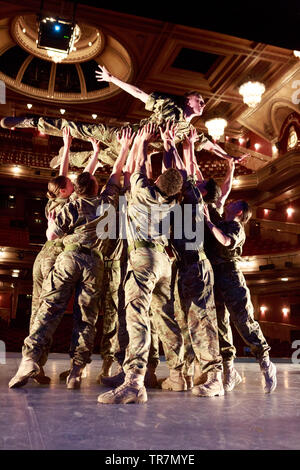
183, 127, 199, 146
203, 204, 211, 222
117, 127, 136, 147
88, 137, 101, 152
47, 209, 56, 226
95, 64, 112, 83
139, 122, 157, 141
232, 153, 250, 164
63, 127, 72, 147
159, 120, 178, 142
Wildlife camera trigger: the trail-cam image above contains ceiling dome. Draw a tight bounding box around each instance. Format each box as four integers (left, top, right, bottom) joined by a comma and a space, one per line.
0, 14, 133, 103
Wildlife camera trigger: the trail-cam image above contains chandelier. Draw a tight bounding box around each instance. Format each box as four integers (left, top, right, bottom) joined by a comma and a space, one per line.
46, 50, 68, 63
205, 118, 227, 141
239, 81, 265, 107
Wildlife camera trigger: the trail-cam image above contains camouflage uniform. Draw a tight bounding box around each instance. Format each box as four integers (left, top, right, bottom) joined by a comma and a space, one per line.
122, 171, 185, 376
23, 183, 119, 366
170, 178, 223, 376
30, 197, 70, 366
6, 93, 208, 167
100, 237, 128, 364
207, 215, 271, 361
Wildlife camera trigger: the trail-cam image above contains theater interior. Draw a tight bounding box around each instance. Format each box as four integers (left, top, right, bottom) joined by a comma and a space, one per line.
0, 0, 300, 452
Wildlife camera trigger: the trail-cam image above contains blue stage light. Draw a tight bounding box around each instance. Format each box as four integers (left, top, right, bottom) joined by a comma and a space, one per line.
54, 24, 61, 31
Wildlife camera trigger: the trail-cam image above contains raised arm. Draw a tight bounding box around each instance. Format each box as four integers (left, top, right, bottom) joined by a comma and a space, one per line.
203, 205, 231, 246
108, 128, 135, 186
95, 65, 150, 104
123, 127, 144, 187
159, 122, 187, 181
83, 138, 102, 175
202, 139, 250, 163
135, 123, 156, 174
182, 128, 204, 182
59, 127, 72, 176
218, 158, 235, 208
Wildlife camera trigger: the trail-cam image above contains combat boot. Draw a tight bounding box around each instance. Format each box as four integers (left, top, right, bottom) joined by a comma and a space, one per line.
144, 363, 159, 388
193, 360, 205, 386
185, 375, 194, 390
192, 370, 224, 397
66, 363, 86, 390
33, 366, 51, 385
60, 365, 87, 381
9, 357, 40, 388
1, 117, 36, 129
259, 356, 277, 393
97, 371, 147, 404
98, 364, 124, 386
223, 360, 242, 392
96, 357, 114, 383
161, 369, 187, 392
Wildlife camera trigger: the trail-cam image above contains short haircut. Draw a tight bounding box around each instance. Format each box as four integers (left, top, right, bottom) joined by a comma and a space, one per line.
238, 200, 252, 224
182, 91, 203, 107
47, 175, 69, 199
203, 178, 222, 204
156, 168, 183, 197
74, 172, 98, 197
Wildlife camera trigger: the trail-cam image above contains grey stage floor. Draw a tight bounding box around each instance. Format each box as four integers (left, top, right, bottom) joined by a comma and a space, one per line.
1, 353, 300, 451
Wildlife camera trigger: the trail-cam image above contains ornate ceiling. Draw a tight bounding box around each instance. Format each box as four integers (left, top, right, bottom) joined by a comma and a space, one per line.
0, 0, 299, 142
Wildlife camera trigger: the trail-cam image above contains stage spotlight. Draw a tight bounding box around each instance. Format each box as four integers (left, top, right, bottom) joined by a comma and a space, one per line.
37, 16, 75, 55
259, 263, 275, 271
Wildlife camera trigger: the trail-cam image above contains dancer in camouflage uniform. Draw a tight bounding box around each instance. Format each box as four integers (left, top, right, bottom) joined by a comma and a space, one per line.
97, 123, 185, 404
204, 200, 277, 393
8, 129, 133, 390
157, 124, 224, 397
1, 65, 244, 169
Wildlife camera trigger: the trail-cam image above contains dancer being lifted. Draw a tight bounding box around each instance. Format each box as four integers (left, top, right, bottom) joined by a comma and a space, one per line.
1, 65, 248, 168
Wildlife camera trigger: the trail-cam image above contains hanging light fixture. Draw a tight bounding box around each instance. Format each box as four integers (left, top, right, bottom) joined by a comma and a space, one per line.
204, 118, 227, 141
239, 81, 265, 107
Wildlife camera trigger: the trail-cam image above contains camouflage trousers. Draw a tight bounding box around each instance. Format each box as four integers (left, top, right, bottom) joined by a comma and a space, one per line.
23, 249, 103, 366
175, 258, 223, 375
213, 263, 271, 361
100, 260, 128, 362
30, 240, 64, 366
123, 247, 184, 376
101, 259, 160, 368
14, 116, 177, 168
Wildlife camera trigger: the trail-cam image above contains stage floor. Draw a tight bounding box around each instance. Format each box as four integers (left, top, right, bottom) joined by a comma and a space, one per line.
1, 353, 300, 451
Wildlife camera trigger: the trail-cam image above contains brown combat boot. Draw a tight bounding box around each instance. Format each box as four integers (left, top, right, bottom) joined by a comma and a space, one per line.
185, 375, 194, 390
192, 370, 224, 397
193, 360, 206, 386
144, 363, 159, 388
33, 366, 51, 385
160, 369, 187, 392
66, 364, 86, 390
60, 365, 87, 382
9, 357, 40, 388
97, 371, 147, 404
96, 357, 114, 383
223, 360, 242, 392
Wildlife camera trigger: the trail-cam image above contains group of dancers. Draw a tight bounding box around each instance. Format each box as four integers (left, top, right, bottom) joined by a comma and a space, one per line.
6, 65, 277, 403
